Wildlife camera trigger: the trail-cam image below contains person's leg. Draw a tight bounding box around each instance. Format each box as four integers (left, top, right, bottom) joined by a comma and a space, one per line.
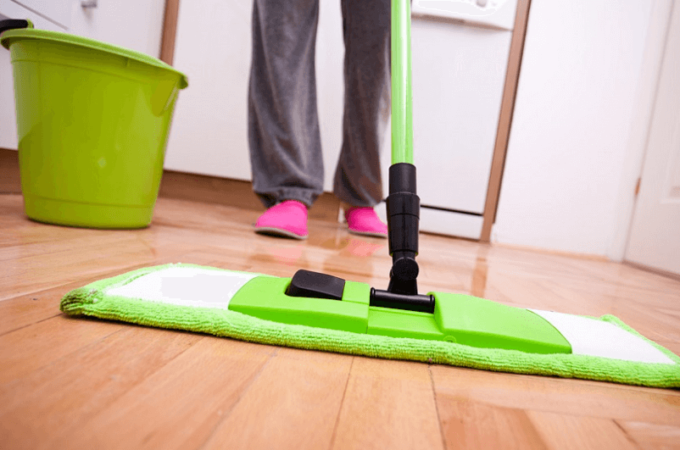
248, 0, 324, 209
334, 0, 391, 208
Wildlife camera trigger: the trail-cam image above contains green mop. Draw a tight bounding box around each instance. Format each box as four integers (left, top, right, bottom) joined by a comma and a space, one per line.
60, 0, 680, 388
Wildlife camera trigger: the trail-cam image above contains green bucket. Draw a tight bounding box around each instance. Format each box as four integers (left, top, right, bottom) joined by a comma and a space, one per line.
0, 21, 188, 228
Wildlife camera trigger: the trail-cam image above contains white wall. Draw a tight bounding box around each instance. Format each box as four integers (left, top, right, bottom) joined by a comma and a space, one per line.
492, 0, 671, 259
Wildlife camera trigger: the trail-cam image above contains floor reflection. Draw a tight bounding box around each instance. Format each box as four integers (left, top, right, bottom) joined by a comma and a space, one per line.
471, 246, 489, 298
243, 233, 387, 282
343, 237, 385, 258
322, 236, 387, 282
242, 239, 311, 275
265, 244, 305, 266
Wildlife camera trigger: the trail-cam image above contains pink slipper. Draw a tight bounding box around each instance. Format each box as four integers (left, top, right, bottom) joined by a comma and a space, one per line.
255, 200, 308, 240
345, 206, 388, 238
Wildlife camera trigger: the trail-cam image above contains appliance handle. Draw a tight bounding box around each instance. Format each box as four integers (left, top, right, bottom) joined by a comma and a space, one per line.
0, 18, 34, 36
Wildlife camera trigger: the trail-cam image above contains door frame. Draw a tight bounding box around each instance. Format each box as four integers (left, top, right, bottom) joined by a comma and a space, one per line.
160, 0, 180, 65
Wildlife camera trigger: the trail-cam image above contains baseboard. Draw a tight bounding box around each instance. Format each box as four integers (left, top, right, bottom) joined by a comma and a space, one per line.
159, 170, 341, 222
0, 148, 21, 194
0, 150, 341, 221
493, 241, 609, 262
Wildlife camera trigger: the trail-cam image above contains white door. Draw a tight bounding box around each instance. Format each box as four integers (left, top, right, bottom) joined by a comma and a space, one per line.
625, 2, 680, 276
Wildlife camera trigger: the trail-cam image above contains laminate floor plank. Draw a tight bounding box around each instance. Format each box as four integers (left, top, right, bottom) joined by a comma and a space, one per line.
330, 357, 444, 450
430, 366, 680, 426
435, 398, 548, 450
0, 315, 123, 385
0, 326, 202, 450
46, 338, 275, 450
0, 252, 217, 336
616, 420, 680, 450
527, 411, 637, 450
202, 348, 354, 450
0, 237, 200, 301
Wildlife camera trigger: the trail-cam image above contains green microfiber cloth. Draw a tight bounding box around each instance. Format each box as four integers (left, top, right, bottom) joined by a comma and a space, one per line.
60, 264, 680, 389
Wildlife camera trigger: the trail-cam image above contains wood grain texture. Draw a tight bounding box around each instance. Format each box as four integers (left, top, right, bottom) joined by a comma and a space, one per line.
0, 326, 202, 449
49, 338, 275, 450
430, 366, 680, 426
0, 254, 217, 336
1, 193, 679, 449
616, 421, 680, 450
436, 399, 547, 450
331, 358, 444, 450
527, 411, 637, 450
203, 348, 353, 450
0, 315, 123, 385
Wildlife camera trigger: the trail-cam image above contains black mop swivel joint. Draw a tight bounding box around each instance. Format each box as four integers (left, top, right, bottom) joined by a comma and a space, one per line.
370, 163, 435, 313
386, 163, 420, 295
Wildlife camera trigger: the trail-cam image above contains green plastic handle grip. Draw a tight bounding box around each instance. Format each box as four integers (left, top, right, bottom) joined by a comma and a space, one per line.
391, 0, 414, 165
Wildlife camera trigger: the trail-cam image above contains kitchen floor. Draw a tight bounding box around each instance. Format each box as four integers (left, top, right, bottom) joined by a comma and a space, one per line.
1, 193, 679, 449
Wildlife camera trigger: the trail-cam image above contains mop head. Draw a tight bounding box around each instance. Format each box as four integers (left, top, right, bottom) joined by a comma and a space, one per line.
60, 264, 680, 388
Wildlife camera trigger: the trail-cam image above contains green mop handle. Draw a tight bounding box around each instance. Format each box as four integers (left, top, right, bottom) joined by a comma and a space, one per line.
391, 0, 414, 165
381, 0, 422, 297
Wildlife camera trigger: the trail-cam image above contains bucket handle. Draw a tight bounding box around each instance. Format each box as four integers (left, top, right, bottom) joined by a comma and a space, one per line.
0, 18, 34, 36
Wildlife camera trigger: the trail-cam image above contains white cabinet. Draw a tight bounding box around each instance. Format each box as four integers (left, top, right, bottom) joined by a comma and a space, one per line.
163, 1, 255, 181
0, 0, 166, 149
166, 1, 518, 239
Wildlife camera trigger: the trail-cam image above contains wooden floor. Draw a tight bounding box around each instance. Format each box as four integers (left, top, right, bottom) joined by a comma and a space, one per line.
1, 193, 679, 450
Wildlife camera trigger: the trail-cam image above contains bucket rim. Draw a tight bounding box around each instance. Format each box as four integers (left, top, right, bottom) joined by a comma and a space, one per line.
1, 28, 188, 89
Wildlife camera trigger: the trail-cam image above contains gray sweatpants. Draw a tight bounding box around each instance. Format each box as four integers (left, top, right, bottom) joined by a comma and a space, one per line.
248, 0, 391, 208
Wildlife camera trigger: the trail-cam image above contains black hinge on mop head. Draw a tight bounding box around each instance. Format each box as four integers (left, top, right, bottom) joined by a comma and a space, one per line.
370, 163, 435, 314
